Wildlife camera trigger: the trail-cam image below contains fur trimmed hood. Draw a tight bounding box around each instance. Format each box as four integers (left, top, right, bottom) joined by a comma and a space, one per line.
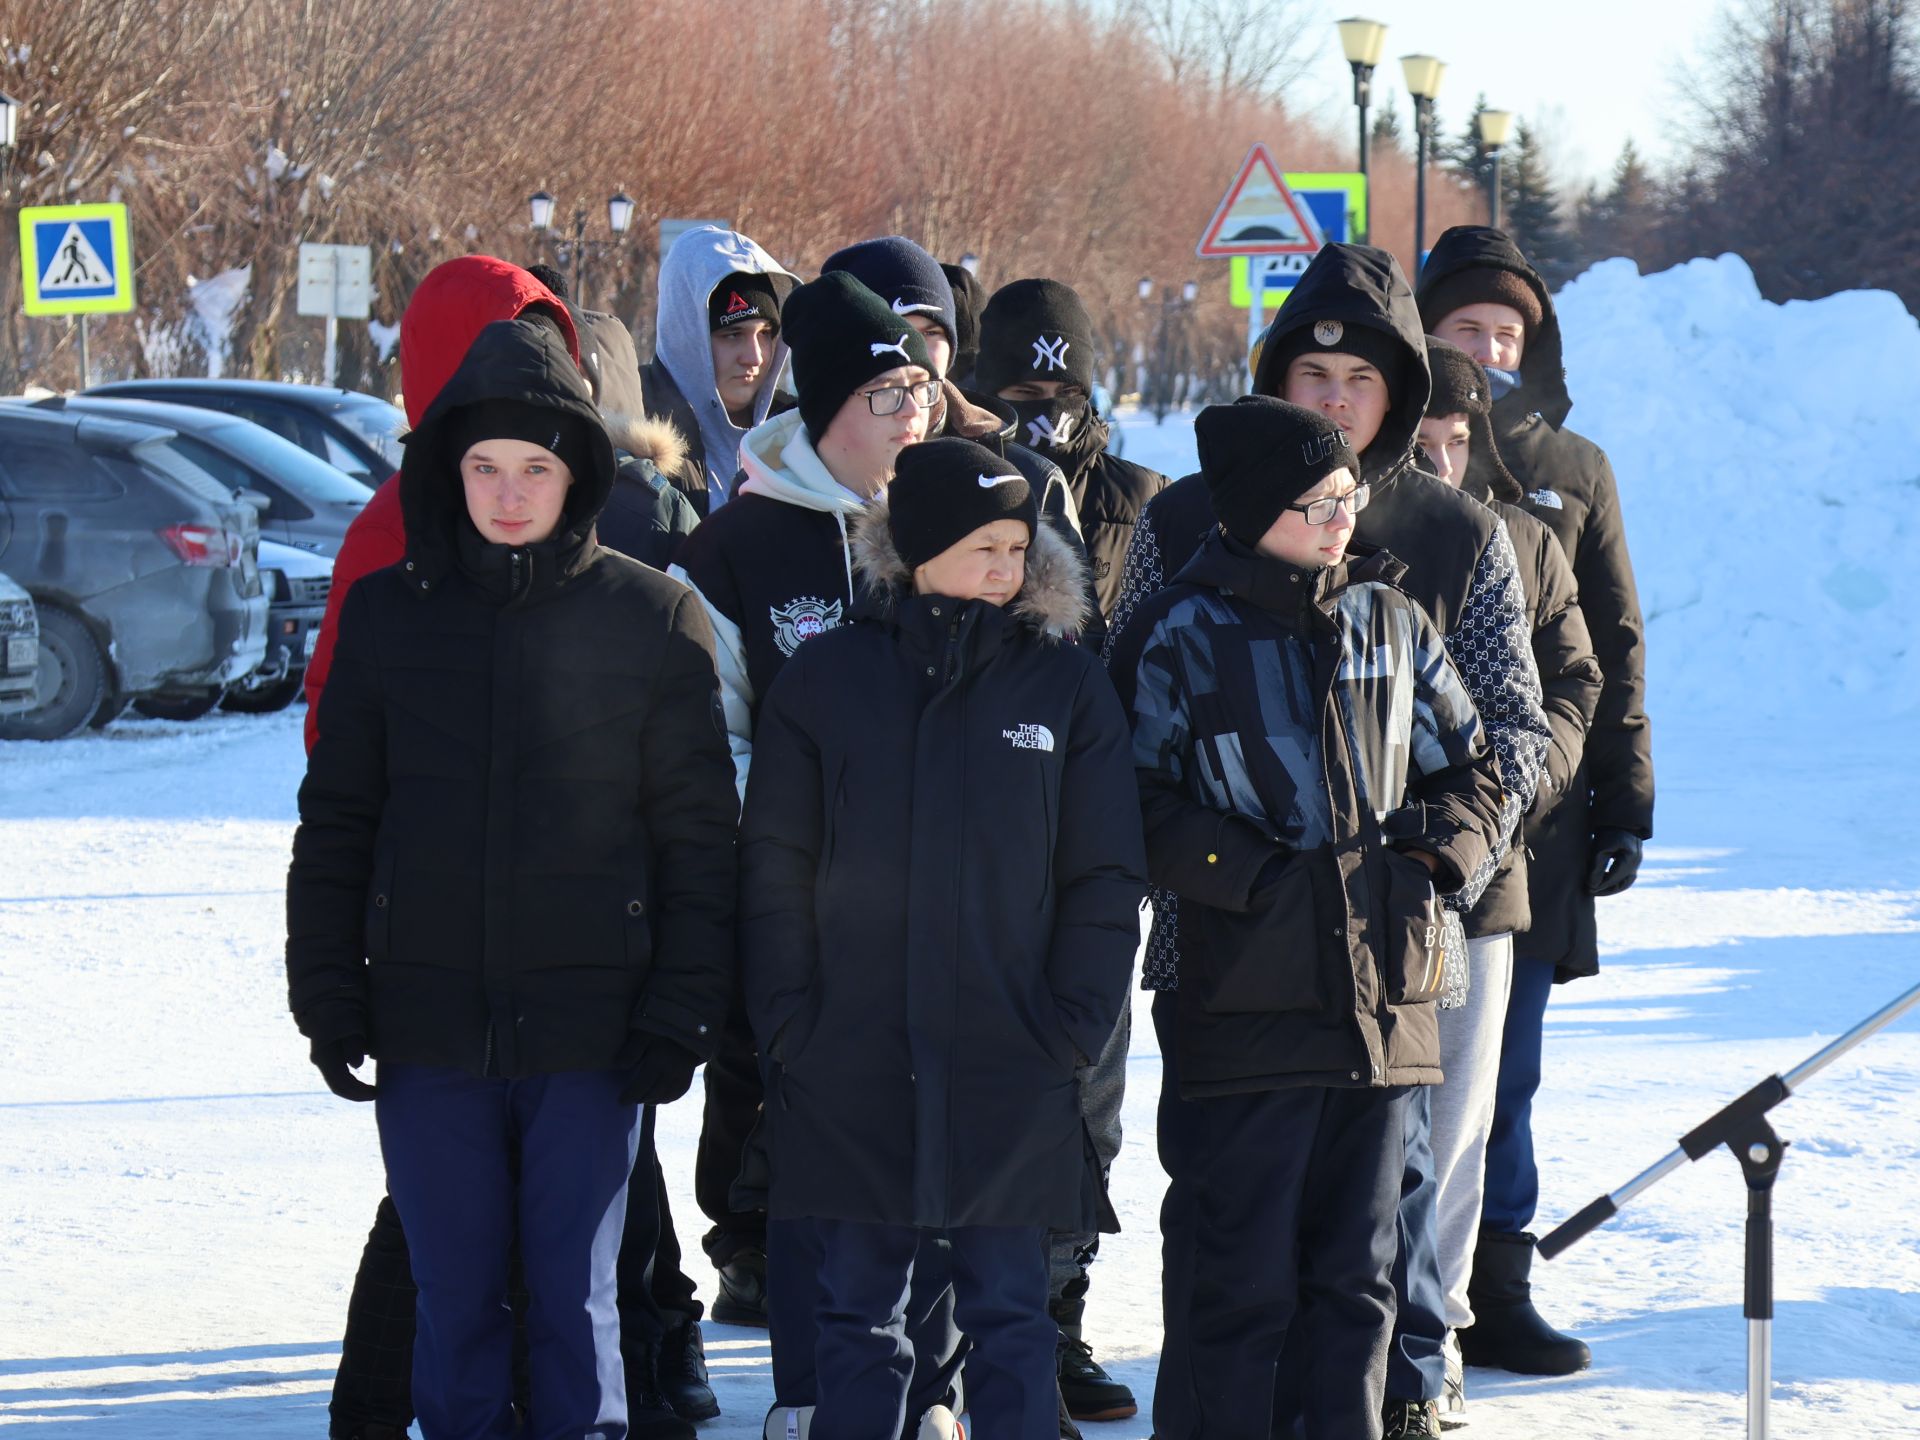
849, 494, 1091, 640
603, 412, 690, 474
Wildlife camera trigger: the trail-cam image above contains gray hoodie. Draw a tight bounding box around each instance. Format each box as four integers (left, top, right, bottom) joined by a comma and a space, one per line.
654, 225, 799, 509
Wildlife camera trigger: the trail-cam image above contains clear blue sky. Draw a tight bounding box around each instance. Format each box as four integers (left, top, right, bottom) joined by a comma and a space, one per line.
1289, 0, 1731, 185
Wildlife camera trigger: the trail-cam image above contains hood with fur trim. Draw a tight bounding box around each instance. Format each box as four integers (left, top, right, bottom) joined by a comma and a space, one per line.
604, 412, 690, 475
849, 491, 1091, 641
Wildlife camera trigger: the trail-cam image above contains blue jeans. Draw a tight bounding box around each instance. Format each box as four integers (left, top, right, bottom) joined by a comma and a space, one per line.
1483, 956, 1555, 1233
376, 1063, 640, 1440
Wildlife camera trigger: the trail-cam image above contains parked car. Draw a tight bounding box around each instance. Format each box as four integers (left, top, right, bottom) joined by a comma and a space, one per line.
84, 378, 405, 488
19, 395, 369, 556
0, 572, 39, 716
0, 404, 268, 740
223, 539, 331, 715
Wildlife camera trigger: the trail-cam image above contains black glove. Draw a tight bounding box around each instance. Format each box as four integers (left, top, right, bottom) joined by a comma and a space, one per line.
1586, 828, 1644, 897
312, 1035, 377, 1102
619, 1037, 701, 1106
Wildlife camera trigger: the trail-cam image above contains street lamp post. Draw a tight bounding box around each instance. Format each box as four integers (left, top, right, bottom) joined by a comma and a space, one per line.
1336, 19, 1388, 246
1476, 109, 1515, 229
1140, 278, 1199, 424
1400, 54, 1446, 276
528, 189, 634, 308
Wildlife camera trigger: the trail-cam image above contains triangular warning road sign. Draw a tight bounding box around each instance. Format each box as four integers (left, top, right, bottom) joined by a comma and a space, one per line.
1196, 144, 1324, 258
39, 223, 115, 292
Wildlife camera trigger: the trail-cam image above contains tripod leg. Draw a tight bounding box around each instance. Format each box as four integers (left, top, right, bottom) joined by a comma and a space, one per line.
1736, 1125, 1781, 1440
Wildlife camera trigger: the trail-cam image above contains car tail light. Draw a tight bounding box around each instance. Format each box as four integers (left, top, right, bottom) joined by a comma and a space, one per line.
157, 523, 239, 567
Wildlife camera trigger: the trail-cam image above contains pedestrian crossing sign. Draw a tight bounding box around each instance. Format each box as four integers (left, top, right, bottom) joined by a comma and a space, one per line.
20, 203, 136, 316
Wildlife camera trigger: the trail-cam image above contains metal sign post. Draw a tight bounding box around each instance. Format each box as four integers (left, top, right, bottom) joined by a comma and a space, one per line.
297, 243, 372, 386
1540, 977, 1920, 1440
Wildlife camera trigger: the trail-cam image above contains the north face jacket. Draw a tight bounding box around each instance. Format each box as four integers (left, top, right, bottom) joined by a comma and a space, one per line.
286, 318, 739, 1078
1418, 226, 1654, 978
739, 501, 1146, 1230
1107, 531, 1505, 1095
645, 225, 799, 514
302, 256, 579, 751
1108, 244, 1548, 988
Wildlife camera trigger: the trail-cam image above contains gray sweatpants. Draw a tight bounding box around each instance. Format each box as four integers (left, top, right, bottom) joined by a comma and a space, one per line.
1048, 1002, 1131, 1315
1431, 932, 1515, 1331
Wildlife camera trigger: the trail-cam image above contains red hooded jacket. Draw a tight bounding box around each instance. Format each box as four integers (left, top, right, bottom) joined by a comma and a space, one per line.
302, 256, 578, 750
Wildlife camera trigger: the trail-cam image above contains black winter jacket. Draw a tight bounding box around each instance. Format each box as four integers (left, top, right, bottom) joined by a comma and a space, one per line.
596, 414, 701, 572
1016, 405, 1167, 623
286, 319, 739, 1078
1108, 245, 1548, 987
739, 507, 1146, 1231
1418, 226, 1654, 977
1108, 533, 1505, 1095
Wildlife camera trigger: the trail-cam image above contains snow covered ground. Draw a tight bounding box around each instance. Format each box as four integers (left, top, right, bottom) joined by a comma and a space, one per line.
3, 258, 1918, 1436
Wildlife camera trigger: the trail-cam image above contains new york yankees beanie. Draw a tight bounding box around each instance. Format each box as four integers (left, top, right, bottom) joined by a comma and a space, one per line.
823, 236, 958, 352
780, 271, 933, 445
975, 278, 1095, 394
887, 437, 1037, 573
1196, 396, 1358, 549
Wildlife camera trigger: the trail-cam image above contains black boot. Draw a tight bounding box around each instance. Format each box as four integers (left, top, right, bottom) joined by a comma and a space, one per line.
1057, 1382, 1084, 1440
711, 1248, 769, 1328
627, 1337, 698, 1440
658, 1315, 721, 1421
1382, 1398, 1443, 1437
1458, 1229, 1591, 1376
1055, 1329, 1137, 1421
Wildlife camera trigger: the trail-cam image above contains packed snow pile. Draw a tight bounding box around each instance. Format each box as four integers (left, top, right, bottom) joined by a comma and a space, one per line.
1555, 255, 1920, 723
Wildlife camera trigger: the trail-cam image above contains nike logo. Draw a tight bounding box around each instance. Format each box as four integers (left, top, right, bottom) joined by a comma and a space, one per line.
978, 473, 1020, 488
892, 297, 942, 316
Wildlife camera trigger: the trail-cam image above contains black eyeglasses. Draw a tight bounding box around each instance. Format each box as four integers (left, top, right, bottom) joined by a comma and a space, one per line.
1286, 483, 1370, 526
861, 379, 941, 416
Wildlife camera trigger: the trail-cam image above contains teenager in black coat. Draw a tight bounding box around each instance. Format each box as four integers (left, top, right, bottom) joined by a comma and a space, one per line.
739, 438, 1148, 1440
286, 317, 738, 1440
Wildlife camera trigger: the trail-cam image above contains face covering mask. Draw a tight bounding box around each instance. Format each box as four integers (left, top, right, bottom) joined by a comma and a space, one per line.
1010, 394, 1093, 463
1484, 366, 1522, 401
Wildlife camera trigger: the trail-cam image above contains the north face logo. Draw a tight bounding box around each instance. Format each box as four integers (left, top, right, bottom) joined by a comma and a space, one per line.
1003, 722, 1055, 752
770, 596, 844, 657
1528, 488, 1564, 510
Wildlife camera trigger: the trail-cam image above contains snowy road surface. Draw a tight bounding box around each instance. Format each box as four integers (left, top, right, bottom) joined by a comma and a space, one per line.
4, 389, 1919, 1436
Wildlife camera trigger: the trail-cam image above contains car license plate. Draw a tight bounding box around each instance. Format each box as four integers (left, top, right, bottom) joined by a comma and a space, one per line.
304, 625, 320, 660
6, 637, 34, 673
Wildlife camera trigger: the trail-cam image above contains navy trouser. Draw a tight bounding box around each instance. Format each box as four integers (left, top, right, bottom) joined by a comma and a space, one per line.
1483, 956, 1555, 1233
1153, 995, 1409, 1440
811, 1219, 1053, 1440
376, 1063, 640, 1440
767, 1216, 966, 1415
1385, 1087, 1447, 1401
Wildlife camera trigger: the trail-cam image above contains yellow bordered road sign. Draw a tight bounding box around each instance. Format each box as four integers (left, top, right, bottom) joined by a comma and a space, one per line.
20, 203, 136, 316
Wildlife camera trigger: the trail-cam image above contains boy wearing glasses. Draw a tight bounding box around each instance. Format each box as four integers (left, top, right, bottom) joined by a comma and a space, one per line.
1108, 395, 1508, 1440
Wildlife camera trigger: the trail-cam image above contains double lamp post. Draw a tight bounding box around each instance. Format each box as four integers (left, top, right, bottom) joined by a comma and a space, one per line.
527, 189, 635, 308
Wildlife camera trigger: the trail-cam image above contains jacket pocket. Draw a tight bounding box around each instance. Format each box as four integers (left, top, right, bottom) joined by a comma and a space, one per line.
1193, 856, 1322, 1015
1382, 849, 1447, 1004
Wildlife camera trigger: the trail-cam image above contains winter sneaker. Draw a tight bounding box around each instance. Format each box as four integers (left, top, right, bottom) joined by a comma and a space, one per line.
1440, 1333, 1468, 1430
658, 1316, 721, 1421
626, 1338, 697, 1440
913, 1405, 965, 1440
1458, 1230, 1591, 1376
1057, 1332, 1137, 1421
1057, 1383, 1084, 1440
1382, 1398, 1444, 1438
712, 1248, 770, 1328
763, 1405, 812, 1440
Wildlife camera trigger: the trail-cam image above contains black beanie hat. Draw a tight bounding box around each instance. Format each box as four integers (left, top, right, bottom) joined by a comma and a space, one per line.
709, 273, 782, 332
1260, 316, 1406, 410
447, 398, 599, 493
1417, 262, 1544, 340
823, 236, 957, 351
975, 278, 1095, 393
1196, 396, 1359, 549
887, 437, 1037, 573
1421, 337, 1523, 501
942, 263, 986, 373
1424, 336, 1491, 417
780, 272, 934, 444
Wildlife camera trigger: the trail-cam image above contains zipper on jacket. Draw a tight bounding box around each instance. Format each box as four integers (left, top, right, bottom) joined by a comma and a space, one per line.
940, 615, 962, 685
509, 548, 528, 601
